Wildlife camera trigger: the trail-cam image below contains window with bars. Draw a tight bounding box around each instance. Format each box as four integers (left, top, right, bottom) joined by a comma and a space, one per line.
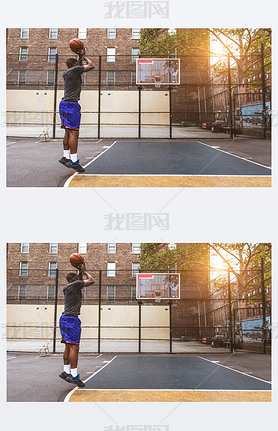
78, 28, 87, 39
132, 243, 141, 254
132, 263, 140, 277
18, 285, 27, 299
131, 285, 137, 302
49, 28, 58, 39
19, 262, 28, 276
49, 243, 58, 254
132, 48, 139, 62
47, 70, 55, 86
19, 47, 28, 61
78, 243, 87, 254
107, 28, 116, 39
48, 47, 57, 62
21, 243, 29, 254
132, 28, 140, 39
107, 262, 116, 277
107, 48, 116, 62
47, 285, 55, 301
48, 262, 57, 277
107, 286, 116, 302
131, 71, 137, 86
21, 28, 29, 39
107, 71, 116, 87
108, 243, 116, 254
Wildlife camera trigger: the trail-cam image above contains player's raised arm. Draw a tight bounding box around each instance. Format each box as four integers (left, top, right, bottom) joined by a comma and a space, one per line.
80, 51, 95, 72
81, 265, 95, 287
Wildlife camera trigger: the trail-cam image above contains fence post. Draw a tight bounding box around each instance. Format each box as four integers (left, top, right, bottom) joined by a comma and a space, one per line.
227, 54, 234, 139
169, 301, 173, 353
261, 258, 267, 354
260, 43, 267, 139
52, 53, 59, 139
138, 86, 142, 138
52, 268, 59, 353
227, 269, 234, 353
97, 56, 102, 139
138, 300, 142, 353
169, 86, 173, 139
97, 270, 102, 354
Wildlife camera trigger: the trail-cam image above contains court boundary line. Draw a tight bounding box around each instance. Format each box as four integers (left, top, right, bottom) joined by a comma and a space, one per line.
64, 140, 117, 188
64, 355, 117, 402
66, 174, 271, 178
196, 140, 271, 170
197, 356, 271, 385
68, 388, 271, 392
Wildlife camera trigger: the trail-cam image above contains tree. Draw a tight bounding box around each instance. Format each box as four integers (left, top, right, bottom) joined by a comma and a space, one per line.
208, 243, 271, 296
209, 28, 271, 83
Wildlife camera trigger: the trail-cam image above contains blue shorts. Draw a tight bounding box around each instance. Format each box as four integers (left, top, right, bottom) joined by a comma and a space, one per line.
59, 101, 81, 130
59, 315, 81, 345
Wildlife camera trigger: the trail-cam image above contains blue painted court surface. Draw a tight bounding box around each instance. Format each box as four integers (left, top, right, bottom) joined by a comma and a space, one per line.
83, 140, 271, 176
84, 356, 271, 391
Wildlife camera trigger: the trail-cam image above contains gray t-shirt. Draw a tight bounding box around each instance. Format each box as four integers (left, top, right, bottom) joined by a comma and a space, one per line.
62, 65, 84, 101
62, 280, 84, 316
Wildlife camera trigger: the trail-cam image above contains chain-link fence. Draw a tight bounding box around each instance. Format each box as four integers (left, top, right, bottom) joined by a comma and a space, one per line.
6, 46, 271, 139
7, 261, 271, 354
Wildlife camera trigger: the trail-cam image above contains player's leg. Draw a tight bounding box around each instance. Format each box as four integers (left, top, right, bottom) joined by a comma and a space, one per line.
59, 316, 72, 381
65, 129, 85, 173
66, 344, 85, 387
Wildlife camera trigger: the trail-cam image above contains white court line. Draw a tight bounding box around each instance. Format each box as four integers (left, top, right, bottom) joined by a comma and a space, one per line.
64, 141, 117, 188
64, 356, 117, 402
196, 140, 271, 170
197, 356, 271, 385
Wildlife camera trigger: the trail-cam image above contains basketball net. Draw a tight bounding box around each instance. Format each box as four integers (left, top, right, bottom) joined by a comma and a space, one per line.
154, 291, 163, 303
153, 77, 162, 88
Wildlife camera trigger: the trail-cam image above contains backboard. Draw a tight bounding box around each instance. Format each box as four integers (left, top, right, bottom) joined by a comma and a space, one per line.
136, 59, 180, 86
136, 273, 180, 300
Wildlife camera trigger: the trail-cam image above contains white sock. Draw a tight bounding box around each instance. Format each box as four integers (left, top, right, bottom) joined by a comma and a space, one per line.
63, 150, 70, 159
70, 153, 78, 162
71, 368, 78, 377
64, 364, 70, 374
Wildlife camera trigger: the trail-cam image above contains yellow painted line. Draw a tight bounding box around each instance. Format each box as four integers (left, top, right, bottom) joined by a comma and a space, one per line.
67, 175, 271, 188
67, 389, 271, 402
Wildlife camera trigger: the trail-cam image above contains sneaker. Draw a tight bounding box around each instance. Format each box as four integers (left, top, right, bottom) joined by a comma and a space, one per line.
66, 374, 85, 387
59, 157, 71, 168
66, 159, 85, 173
59, 371, 71, 381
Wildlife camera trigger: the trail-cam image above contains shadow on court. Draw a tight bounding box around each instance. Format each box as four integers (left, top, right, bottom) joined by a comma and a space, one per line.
7, 352, 271, 402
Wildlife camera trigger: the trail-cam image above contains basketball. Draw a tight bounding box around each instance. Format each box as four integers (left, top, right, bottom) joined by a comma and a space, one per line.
69, 38, 85, 53
69, 253, 84, 267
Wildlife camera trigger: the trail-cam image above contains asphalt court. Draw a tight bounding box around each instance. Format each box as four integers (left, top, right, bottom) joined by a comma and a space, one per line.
66, 355, 271, 402
66, 140, 271, 187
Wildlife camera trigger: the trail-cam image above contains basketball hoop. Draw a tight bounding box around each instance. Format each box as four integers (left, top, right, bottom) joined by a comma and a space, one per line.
153, 76, 163, 88
153, 291, 163, 303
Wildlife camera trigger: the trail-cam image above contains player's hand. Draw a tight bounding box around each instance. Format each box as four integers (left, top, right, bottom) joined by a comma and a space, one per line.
79, 48, 86, 57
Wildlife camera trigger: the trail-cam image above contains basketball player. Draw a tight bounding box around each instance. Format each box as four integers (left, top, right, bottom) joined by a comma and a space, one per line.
59, 48, 94, 172
59, 263, 95, 387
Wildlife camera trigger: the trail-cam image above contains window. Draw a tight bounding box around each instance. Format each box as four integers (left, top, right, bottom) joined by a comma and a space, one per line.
107, 48, 116, 62
21, 243, 29, 253
78, 28, 87, 39
132, 28, 141, 39
252, 289, 256, 296
19, 262, 28, 276
48, 47, 57, 62
49, 243, 58, 254
107, 71, 116, 87
108, 243, 116, 254
78, 243, 87, 254
47, 70, 55, 86
47, 285, 55, 301
132, 243, 141, 254
21, 28, 29, 39
107, 286, 116, 302
131, 285, 137, 302
19, 47, 28, 61
259, 303, 263, 314
48, 262, 57, 277
107, 28, 116, 39
107, 262, 116, 277
18, 285, 27, 299
131, 71, 137, 86
49, 28, 58, 39
132, 48, 139, 62
132, 263, 140, 277
252, 75, 256, 81
247, 308, 251, 317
